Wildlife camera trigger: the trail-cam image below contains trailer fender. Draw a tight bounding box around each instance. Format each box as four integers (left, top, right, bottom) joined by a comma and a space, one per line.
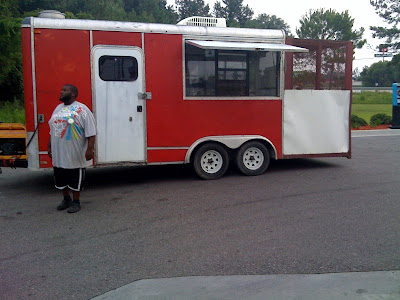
185, 135, 277, 163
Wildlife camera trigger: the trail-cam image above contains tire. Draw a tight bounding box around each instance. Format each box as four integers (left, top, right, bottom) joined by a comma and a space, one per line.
193, 143, 229, 180
236, 141, 270, 176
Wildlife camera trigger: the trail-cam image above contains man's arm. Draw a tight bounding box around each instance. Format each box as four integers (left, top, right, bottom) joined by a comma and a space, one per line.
85, 136, 95, 161
48, 138, 52, 158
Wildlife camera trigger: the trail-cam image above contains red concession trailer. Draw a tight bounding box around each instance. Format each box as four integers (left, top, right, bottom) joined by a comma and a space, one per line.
20, 13, 352, 179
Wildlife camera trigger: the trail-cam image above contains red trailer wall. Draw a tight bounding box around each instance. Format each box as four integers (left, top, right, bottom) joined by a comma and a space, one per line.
93, 31, 142, 47
21, 28, 35, 132
144, 33, 283, 162
31, 28, 282, 167
33, 29, 92, 167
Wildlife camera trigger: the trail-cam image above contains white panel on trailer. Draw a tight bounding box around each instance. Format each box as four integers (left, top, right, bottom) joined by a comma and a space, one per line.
92, 46, 146, 163
283, 90, 350, 155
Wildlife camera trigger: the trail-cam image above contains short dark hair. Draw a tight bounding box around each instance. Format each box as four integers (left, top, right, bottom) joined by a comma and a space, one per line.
64, 84, 78, 98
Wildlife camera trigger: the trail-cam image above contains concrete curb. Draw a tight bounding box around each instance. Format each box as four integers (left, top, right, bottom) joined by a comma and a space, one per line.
93, 271, 400, 299
352, 129, 400, 138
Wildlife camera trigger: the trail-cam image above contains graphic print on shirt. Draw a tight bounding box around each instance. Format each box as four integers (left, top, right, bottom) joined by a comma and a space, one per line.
51, 105, 88, 140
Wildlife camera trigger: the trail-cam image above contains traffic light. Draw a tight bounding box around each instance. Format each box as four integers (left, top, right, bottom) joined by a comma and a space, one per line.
379, 44, 389, 52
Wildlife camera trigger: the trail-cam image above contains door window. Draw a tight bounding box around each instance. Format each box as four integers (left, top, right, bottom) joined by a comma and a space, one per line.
99, 56, 138, 81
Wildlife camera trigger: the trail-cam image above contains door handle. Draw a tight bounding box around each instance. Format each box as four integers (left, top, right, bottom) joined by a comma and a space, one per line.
138, 92, 152, 100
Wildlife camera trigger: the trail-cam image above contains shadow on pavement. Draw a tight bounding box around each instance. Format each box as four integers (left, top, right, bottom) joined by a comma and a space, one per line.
1, 157, 340, 192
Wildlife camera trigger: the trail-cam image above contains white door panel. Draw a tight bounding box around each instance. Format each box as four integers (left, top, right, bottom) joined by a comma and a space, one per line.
93, 46, 145, 163
283, 90, 350, 155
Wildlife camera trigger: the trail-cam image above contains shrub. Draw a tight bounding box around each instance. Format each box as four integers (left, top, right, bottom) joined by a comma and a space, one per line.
370, 113, 392, 127
351, 115, 367, 129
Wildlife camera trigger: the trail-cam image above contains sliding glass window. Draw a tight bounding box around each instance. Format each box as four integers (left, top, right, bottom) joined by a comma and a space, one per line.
185, 43, 280, 97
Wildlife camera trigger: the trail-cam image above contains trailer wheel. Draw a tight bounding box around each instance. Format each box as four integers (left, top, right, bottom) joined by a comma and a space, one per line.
193, 143, 229, 180
236, 141, 270, 176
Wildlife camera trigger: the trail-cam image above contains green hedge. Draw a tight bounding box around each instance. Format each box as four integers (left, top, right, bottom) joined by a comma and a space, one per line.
370, 113, 392, 127
351, 115, 368, 129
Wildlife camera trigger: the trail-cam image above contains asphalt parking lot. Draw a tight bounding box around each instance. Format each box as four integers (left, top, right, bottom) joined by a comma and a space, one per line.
1, 130, 400, 299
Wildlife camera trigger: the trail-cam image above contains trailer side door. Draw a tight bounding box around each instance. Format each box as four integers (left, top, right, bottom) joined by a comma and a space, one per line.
92, 46, 146, 163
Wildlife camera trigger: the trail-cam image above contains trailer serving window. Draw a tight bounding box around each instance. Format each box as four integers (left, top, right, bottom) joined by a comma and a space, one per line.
99, 56, 138, 81
185, 40, 308, 98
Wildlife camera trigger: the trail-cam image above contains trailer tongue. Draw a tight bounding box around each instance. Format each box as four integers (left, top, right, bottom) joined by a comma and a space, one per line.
0, 123, 28, 170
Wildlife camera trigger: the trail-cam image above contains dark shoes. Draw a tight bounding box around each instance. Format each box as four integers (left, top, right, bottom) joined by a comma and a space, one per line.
57, 199, 72, 211
57, 199, 81, 213
67, 201, 81, 213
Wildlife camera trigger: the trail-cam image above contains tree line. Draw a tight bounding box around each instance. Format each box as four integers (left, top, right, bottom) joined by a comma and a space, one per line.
358, 0, 400, 86
0, 0, 398, 102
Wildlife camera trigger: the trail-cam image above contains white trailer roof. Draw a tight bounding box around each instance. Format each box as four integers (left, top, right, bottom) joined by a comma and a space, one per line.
21, 17, 286, 41
187, 40, 309, 52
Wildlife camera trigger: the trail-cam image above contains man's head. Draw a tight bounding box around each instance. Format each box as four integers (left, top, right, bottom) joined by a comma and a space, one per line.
59, 84, 78, 104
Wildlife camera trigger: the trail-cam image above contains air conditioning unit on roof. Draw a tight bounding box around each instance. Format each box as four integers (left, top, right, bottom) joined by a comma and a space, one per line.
177, 16, 226, 27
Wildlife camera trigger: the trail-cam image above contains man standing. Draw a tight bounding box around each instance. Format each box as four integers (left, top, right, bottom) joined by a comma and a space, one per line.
48, 84, 96, 213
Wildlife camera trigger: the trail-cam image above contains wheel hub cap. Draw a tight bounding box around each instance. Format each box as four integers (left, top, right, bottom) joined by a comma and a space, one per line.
243, 147, 264, 170
201, 150, 223, 174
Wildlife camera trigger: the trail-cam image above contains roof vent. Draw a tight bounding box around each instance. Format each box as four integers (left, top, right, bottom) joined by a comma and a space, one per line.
177, 16, 226, 27
38, 10, 66, 19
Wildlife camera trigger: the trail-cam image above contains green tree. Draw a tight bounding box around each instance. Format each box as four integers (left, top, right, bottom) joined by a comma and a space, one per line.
0, 1, 23, 102
213, 0, 253, 27
18, 0, 178, 23
360, 61, 394, 86
245, 13, 291, 35
175, 0, 210, 20
0, 18, 23, 102
296, 8, 366, 49
123, 0, 178, 23
388, 52, 400, 81
370, 0, 400, 49
359, 52, 400, 86
1, 0, 19, 17
75, 0, 128, 21
17, 0, 129, 20
18, 0, 48, 13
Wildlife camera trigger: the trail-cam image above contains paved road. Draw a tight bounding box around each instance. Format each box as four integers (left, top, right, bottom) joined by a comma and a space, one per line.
1, 130, 400, 299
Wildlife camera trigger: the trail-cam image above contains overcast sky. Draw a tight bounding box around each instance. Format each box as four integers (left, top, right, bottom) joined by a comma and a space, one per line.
167, 0, 391, 71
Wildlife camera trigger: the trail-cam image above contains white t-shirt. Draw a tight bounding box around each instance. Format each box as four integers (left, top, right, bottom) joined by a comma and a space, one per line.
49, 101, 97, 169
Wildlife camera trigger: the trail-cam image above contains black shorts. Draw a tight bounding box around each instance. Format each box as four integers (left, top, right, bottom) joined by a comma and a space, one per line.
53, 167, 86, 192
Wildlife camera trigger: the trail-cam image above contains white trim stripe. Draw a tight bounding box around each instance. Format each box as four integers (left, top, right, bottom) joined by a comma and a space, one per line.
77, 168, 82, 191
148, 147, 189, 150
55, 184, 68, 190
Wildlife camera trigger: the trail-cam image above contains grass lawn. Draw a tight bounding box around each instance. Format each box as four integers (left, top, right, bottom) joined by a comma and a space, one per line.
0, 101, 25, 124
352, 104, 392, 124
352, 91, 392, 104
352, 92, 392, 124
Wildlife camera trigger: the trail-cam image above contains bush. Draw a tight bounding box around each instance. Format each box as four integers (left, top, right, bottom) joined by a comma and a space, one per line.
370, 113, 392, 127
351, 115, 367, 129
